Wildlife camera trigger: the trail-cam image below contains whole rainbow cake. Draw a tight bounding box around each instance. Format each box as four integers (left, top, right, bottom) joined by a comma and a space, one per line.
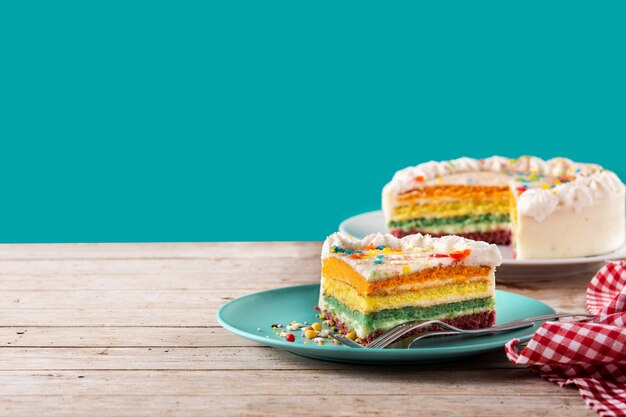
383, 156, 625, 259
319, 232, 501, 345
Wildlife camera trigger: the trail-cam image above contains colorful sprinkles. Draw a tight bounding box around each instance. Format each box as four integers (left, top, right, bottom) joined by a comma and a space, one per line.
402, 157, 600, 196
509, 169, 589, 194
269, 307, 364, 347
330, 243, 472, 267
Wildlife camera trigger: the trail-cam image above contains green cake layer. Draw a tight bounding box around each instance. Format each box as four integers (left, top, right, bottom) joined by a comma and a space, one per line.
388, 214, 510, 231
322, 295, 495, 331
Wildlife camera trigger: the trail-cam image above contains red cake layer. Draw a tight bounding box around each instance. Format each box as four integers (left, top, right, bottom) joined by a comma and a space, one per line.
389, 229, 511, 245
325, 310, 496, 347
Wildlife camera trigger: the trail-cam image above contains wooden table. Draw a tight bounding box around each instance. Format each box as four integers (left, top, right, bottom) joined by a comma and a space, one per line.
0, 242, 596, 417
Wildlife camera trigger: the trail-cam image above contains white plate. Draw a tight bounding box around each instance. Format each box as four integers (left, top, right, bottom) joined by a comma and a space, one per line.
339, 210, 626, 275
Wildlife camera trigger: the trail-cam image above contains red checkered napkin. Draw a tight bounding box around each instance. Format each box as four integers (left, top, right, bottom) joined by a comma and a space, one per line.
505, 260, 626, 417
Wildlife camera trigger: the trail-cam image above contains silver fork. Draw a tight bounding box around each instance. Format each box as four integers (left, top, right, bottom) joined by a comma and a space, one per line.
366, 313, 595, 349
331, 333, 364, 348
368, 319, 532, 349
407, 314, 596, 348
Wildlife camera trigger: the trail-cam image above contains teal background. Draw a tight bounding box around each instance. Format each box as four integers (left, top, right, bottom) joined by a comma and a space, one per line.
1, 1, 624, 243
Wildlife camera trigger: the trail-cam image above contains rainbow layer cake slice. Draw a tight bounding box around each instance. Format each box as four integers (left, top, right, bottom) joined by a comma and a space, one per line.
319, 232, 501, 345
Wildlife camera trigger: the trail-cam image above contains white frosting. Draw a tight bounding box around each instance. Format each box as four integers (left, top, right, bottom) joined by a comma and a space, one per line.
517, 189, 559, 222
383, 156, 625, 222
515, 193, 626, 258
550, 171, 623, 212
359, 233, 400, 249
322, 232, 502, 282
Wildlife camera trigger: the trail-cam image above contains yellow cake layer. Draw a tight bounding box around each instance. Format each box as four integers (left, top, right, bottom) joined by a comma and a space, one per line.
392, 200, 510, 220
322, 257, 491, 296
321, 276, 493, 313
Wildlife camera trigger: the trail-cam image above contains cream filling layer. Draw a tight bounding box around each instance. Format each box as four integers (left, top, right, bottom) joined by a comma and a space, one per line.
395, 222, 510, 234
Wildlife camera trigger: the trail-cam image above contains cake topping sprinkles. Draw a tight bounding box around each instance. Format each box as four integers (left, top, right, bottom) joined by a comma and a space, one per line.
269, 310, 349, 347
329, 237, 476, 267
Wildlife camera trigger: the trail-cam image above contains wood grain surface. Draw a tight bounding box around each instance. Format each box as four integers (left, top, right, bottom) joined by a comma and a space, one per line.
0, 242, 596, 416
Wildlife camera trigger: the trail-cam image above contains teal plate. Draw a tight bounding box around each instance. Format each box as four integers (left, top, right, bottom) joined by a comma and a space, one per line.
217, 284, 554, 364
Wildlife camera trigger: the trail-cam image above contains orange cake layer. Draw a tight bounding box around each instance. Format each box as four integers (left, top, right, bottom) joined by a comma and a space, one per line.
321, 257, 491, 296
397, 185, 510, 203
